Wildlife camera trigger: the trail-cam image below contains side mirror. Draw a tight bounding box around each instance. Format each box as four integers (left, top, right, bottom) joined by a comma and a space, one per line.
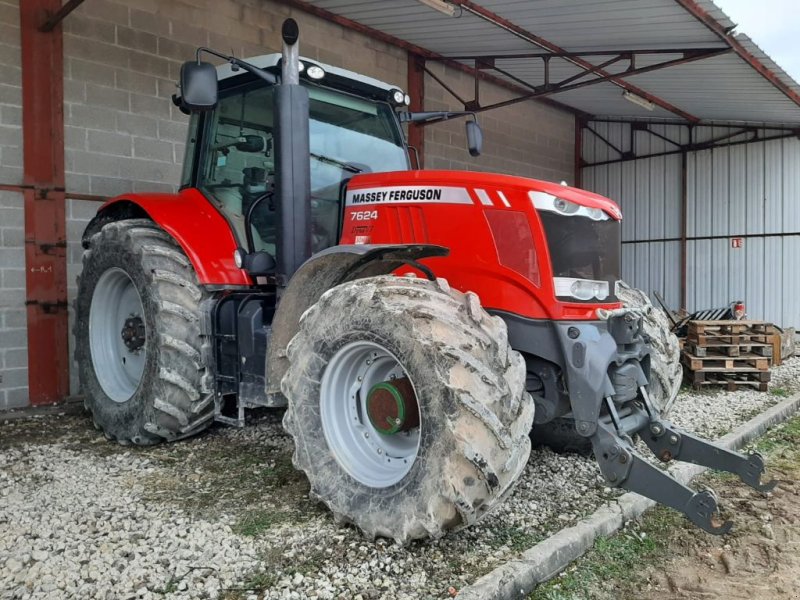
179, 61, 218, 111
466, 119, 483, 157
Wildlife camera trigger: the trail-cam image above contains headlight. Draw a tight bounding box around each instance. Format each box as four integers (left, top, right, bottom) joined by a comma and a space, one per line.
554, 277, 610, 301
529, 191, 611, 221
388, 88, 407, 107
234, 248, 245, 269
306, 65, 325, 80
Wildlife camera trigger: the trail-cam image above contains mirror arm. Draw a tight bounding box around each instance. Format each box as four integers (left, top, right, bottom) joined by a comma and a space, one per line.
399, 110, 477, 125
195, 47, 278, 85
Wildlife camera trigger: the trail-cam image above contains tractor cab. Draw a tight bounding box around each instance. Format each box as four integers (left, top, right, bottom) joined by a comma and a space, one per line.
181, 54, 411, 258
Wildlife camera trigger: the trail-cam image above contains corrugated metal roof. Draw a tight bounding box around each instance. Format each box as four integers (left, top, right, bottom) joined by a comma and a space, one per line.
302, 0, 800, 125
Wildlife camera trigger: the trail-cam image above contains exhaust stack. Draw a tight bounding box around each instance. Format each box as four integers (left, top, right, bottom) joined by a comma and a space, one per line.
274, 18, 311, 281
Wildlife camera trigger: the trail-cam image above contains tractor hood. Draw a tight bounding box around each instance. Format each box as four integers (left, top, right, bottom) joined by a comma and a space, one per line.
345, 170, 622, 221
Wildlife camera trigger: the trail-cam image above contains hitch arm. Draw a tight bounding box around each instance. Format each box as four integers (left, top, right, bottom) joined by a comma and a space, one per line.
592, 423, 733, 534
641, 421, 777, 493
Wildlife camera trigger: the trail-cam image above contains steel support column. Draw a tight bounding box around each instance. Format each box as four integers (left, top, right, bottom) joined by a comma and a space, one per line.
407, 52, 425, 168
680, 151, 688, 311
20, 0, 69, 405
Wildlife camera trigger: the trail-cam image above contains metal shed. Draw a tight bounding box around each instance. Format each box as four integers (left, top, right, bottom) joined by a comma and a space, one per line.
290, 0, 800, 328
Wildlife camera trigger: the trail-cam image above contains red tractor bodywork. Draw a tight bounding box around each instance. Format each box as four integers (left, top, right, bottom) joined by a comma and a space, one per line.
99, 170, 623, 321
341, 170, 622, 321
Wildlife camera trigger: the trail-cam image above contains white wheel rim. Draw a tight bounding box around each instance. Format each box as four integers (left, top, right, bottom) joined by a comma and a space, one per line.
320, 341, 421, 488
89, 268, 147, 403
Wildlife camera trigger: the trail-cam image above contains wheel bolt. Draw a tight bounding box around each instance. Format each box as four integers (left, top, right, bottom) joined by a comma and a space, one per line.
364, 432, 370, 438
377, 448, 383, 455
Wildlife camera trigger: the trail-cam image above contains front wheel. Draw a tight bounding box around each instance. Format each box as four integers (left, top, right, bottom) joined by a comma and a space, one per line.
281, 275, 534, 543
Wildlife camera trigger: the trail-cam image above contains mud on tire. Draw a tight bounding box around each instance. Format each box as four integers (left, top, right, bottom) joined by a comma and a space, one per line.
281, 275, 534, 543
74, 219, 213, 445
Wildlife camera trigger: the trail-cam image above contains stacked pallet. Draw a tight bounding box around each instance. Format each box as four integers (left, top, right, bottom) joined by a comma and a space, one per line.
682, 320, 775, 392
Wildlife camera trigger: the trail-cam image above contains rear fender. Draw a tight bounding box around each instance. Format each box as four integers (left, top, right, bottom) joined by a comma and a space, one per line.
265, 244, 448, 403
81, 190, 250, 286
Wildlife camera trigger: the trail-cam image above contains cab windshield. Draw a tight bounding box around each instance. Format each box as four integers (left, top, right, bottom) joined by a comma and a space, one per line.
195, 82, 408, 254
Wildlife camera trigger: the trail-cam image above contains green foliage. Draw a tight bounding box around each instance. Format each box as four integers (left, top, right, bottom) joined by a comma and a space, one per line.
488, 525, 544, 552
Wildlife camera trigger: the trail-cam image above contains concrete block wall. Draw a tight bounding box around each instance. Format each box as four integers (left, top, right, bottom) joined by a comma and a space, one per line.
0, 0, 25, 410
0, 191, 27, 410
0, 0, 22, 185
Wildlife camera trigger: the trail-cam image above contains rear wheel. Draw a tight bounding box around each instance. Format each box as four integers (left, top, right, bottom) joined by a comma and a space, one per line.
533, 283, 681, 455
281, 275, 534, 542
74, 219, 213, 445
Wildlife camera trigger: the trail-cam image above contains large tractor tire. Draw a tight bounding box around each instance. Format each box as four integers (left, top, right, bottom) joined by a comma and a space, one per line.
281, 275, 534, 543
74, 219, 213, 445
533, 282, 681, 455
615, 281, 682, 415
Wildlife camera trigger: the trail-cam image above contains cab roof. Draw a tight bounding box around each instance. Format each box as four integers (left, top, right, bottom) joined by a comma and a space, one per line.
216, 53, 403, 97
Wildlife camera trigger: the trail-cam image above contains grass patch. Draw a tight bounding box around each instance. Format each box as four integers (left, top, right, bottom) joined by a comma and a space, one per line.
750, 415, 800, 460
488, 525, 545, 553
531, 414, 800, 600
232, 509, 296, 537
769, 386, 791, 398
529, 508, 681, 600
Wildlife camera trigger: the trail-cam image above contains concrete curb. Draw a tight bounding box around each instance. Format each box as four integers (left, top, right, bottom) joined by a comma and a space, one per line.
458, 392, 800, 600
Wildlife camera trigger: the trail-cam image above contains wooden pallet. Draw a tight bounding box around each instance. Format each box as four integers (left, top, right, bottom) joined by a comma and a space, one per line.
691, 378, 770, 393
682, 352, 770, 371
687, 367, 771, 391
689, 333, 773, 347
684, 341, 773, 358
688, 320, 777, 336
682, 319, 775, 392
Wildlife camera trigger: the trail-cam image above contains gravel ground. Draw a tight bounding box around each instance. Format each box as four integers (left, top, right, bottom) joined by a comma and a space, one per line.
2, 355, 798, 600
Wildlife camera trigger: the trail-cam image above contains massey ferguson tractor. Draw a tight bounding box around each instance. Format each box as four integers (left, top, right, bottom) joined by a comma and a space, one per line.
74, 19, 775, 542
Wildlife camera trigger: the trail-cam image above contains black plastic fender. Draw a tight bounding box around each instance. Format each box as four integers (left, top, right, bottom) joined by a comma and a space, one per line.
264, 244, 449, 404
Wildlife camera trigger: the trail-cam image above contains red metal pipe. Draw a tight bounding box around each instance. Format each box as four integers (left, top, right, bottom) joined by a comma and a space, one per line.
407, 52, 425, 169
20, 0, 69, 405
450, 0, 701, 123
574, 117, 583, 188
0, 183, 105, 202
674, 0, 800, 109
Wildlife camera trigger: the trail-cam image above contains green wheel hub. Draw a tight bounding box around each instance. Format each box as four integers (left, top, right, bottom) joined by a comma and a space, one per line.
366, 377, 419, 435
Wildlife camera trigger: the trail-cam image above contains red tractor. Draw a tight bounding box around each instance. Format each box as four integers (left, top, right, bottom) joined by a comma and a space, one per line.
75, 20, 774, 542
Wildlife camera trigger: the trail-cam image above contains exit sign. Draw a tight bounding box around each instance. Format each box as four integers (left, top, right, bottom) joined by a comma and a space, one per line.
731, 237, 744, 249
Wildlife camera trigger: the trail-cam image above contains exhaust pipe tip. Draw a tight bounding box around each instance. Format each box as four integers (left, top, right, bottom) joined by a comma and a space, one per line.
282, 18, 299, 46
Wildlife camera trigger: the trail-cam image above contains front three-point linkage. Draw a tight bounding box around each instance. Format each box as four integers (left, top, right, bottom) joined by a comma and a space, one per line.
590, 387, 776, 534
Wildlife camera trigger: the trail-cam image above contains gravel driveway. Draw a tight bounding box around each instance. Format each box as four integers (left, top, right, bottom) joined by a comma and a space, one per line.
2, 356, 798, 600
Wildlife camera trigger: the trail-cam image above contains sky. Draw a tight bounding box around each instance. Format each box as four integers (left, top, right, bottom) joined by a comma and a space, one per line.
713, 0, 800, 82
